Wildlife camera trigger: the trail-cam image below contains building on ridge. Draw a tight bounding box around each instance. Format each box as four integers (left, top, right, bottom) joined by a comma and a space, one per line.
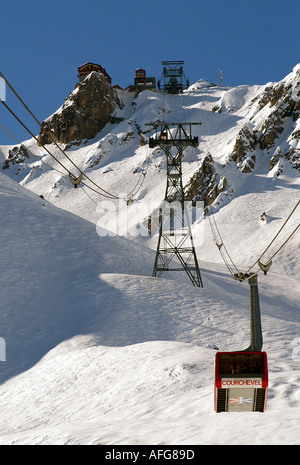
127, 68, 156, 94
77, 62, 112, 84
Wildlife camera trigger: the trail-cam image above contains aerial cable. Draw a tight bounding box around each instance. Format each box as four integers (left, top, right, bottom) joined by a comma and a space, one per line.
3, 116, 151, 205
209, 199, 299, 282
0, 102, 125, 200
0, 71, 41, 127
0, 72, 121, 200
126, 147, 152, 202
0, 118, 124, 201
0, 99, 72, 176
0, 122, 67, 177
3, 71, 157, 202
208, 205, 241, 278
241, 220, 299, 279
81, 185, 98, 205
1, 72, 201, 210
261, 222, 299, 264
241, 199, 300, 278
0, 94, 122, 199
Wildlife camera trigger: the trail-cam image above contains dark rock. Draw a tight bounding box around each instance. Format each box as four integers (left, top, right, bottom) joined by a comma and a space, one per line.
2, 145, 29, 170
231, 124, 257, 166
256, 71, 300, 150
38, 72, 123, 146
184, 153, 228, 207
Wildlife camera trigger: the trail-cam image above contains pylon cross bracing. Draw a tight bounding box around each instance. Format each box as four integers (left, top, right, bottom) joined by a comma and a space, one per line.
147, 122, 203, 287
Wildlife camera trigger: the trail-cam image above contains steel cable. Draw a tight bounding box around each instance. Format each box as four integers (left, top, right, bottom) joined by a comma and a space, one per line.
0, 71, 122, 199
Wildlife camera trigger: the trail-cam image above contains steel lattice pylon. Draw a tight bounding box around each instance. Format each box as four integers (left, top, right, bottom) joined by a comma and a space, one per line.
148, 122, 203, 287
158, 61, 189, 93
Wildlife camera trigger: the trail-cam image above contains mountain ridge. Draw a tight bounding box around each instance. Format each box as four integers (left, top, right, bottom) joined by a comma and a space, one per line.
0, 66, 299, 444
1, 65, 298, 218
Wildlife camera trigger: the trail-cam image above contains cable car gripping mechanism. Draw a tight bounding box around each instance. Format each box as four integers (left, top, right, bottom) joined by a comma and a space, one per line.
68, 173, 83, 188
258, 260, 272, 275
233, 259, 272, 282
233, 272, 249, 282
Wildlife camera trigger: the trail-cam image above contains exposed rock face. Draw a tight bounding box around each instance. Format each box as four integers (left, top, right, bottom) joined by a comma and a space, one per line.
184, 153, 228, 207
2, 145, 29, 170
145, 154, 228, 232
231, 125, 255, 163
269, 147, 284, 176
255, 66, 300, 154
228, 64, 300, 174
38, 72, 123, 146
231, 123, 257, 173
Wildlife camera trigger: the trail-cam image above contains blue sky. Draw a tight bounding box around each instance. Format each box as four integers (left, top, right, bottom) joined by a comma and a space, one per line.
0, 0, 299, 145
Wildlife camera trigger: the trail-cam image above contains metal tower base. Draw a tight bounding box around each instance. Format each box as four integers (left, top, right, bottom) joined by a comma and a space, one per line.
153, 207, 203, 287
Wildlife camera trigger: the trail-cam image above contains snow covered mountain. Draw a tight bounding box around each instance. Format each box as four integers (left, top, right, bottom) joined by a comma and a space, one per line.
1, 65, 299, 222
0, 65, 299, 445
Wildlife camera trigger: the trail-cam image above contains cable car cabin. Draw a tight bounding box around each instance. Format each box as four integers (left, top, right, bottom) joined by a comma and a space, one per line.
214, 351, 268, 413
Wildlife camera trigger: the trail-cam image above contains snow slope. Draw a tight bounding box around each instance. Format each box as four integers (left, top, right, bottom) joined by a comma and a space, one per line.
0, 67, 299, 445
0, 172, 156, 383
0, 171, 299, 445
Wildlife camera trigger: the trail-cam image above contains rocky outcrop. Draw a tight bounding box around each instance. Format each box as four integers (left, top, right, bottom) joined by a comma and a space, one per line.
228, 65, 300, 174
229, 123, 258, 173
231, 123, 257, 173
145, 154, 228, 233
2, 145, 29, 170
38, 72, 123, 146
255, 66, 300, 151
269, 147, 284, 176
184, 153, 228, 207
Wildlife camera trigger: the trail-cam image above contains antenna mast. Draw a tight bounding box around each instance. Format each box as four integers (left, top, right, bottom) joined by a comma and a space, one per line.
219, 69, 223, 87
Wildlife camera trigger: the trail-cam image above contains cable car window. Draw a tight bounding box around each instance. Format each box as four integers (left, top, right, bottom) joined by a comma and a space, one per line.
218, 353, 264, 377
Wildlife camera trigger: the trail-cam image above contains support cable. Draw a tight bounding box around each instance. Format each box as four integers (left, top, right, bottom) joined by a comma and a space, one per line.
1, 71, 151, 203
240, 199, 300, 279
0, 71, 121, 199
207, 206, 241, 278
0, 122, 67, 176
249, 222, 300, 277
0, 112, 126, 200
0, 99, 71, 175
209, 200, 299, 282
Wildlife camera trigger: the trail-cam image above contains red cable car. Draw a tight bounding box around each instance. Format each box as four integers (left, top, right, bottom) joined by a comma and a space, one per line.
215, 351, 268, 412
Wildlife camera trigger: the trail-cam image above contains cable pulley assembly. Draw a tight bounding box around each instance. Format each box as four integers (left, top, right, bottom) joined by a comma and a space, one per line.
69, 173, 83, 188
258, 260, 272, 275
209, 199, 299, 281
